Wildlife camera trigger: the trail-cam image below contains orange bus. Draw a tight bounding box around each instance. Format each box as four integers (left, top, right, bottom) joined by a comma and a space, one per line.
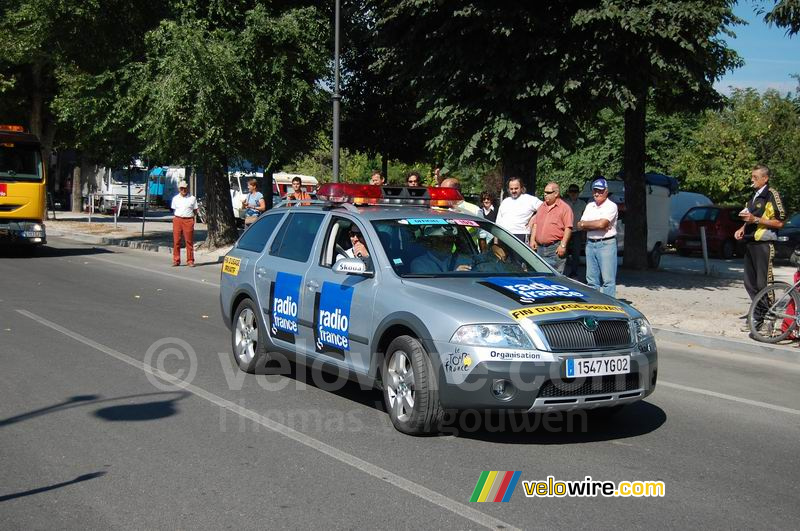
0, 125, 47, 246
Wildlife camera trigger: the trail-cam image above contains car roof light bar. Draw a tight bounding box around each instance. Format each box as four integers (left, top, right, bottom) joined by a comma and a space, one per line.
0, 125, 26, 133
316, 183, 463, 207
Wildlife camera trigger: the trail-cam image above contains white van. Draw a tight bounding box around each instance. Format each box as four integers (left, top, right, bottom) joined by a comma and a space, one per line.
580, 173, 678, 268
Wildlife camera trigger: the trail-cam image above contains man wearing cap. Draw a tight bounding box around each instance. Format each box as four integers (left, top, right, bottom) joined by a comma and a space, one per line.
564, 183, 587, 278
577, 178, 618, 296
337, 224, 370, 262
495, 176, 542, 243
170, 181, 198, 267
530, 182, 572, 274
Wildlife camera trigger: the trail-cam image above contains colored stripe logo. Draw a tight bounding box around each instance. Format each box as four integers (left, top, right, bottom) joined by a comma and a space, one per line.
470, 471, 521, 502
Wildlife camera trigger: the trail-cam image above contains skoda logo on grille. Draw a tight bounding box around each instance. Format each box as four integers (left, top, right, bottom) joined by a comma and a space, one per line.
581, 316, 599, 332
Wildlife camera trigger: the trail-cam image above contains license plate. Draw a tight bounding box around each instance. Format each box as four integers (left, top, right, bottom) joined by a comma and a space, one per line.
566, 355, 630, 377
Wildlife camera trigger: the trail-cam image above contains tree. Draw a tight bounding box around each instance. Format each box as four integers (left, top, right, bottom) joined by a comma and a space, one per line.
122, 2, 329, 247
763, 0, 800, 35
372, 1, 597, 192
571, 0, 741, 268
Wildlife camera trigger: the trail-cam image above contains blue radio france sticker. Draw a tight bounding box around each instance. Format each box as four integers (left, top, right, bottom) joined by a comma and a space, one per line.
483, 277, 585, 304
317, 282, 354, 351
566, 358, 575, 377
405, 218, 448, 225
272, 272, 301, 335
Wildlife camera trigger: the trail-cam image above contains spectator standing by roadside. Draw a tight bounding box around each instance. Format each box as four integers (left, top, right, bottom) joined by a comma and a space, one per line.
286, 176, 311, 206
735, 165, 786, 331
578, 178, 618, 296
170, 180, 198, 267
406, 172, 422, 187
564, 183, 586, 278
495, 177, 542, 243
479, 191, 497, 223
241, 178, 265, 225
370, 170, 386, 186
440, 177, 481, 216
530, 182, 572, 274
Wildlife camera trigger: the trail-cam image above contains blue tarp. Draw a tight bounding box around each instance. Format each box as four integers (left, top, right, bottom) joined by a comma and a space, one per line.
150, 166, 166, 177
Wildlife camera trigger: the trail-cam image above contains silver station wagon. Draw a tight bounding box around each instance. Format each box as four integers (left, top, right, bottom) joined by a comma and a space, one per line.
219, 184, 658, 435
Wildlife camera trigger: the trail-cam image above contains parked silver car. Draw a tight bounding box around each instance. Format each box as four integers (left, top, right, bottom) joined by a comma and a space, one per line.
219, 184, 658, 434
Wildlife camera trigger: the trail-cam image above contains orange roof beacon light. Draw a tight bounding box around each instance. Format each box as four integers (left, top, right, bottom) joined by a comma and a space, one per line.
316, 183, 463, 208
0, 125, 26, 133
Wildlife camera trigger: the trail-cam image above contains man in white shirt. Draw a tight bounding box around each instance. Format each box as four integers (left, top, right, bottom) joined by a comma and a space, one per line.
170, 180, 198, 267
495, 177, 542, 243
577, 178, 618, 296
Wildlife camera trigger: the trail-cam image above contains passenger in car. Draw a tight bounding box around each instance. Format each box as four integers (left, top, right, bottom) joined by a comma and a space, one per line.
336, 224, 370, 262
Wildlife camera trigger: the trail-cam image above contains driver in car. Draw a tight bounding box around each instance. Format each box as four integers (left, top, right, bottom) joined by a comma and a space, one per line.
336, 225, 370, 262
410, 225, 473, 273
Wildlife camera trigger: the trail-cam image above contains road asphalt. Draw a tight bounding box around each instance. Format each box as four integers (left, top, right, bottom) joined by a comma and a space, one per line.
1, 238, 798, 529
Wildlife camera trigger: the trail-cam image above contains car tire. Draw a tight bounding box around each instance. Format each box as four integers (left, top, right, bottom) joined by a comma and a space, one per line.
721, 239, 735, 260
647, 244, 662, 269
382, 335, 444, 435
231, 298, 269, 373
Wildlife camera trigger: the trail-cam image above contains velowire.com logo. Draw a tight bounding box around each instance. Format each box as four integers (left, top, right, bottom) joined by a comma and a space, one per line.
470, 471, 521, 502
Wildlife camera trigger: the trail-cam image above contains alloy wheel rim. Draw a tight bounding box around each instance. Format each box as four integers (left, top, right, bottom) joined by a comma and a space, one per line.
386, 349, 415, 422
234, 308, 258, 364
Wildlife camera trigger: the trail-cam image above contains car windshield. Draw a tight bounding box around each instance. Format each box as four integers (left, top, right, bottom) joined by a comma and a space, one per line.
685, 207, 718, 222
0, 143, 42, 181
370, 218, 553, 277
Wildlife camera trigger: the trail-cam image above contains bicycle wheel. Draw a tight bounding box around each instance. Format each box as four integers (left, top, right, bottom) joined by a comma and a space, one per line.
748, 281, 800, 343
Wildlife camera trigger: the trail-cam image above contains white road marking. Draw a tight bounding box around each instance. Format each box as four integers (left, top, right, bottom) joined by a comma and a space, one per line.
659, 380, 800, 416
89, 256, 220, 287
17, 309, 517, 531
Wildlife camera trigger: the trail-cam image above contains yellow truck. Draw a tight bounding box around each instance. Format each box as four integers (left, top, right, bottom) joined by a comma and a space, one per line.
0, 125, 47, 246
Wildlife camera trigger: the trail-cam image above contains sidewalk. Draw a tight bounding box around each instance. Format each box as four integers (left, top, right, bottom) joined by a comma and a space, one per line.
43, 211, 800, 359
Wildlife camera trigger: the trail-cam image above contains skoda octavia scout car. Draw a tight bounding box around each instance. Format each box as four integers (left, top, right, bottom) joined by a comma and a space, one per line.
219, 184, 658, 435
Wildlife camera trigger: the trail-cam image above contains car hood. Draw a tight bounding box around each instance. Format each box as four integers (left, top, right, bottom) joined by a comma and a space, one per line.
400, 275, 641, 323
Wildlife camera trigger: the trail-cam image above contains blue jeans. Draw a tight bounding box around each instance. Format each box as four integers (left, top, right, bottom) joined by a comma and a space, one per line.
536, 242, 566, 274
585, 238, 617, 297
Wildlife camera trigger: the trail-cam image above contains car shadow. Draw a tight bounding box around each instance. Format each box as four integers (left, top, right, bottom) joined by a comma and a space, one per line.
0, 246, 114, 259
448, 401, 666, 443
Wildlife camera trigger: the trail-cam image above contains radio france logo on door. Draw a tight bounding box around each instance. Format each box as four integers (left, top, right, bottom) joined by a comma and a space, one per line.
314, 281, 353, 354
269, 272, 301, 343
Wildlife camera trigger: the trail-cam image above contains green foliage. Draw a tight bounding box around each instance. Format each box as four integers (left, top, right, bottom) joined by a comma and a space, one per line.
674, 88, 800, 211
764, 0, 800, 35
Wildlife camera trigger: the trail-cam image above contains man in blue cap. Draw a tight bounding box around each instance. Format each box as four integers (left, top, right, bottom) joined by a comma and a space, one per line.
577, 177, 618, 297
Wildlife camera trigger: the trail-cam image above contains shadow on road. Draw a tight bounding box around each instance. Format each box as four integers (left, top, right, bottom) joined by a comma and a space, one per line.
0, 471, 107, 503
0, 245, 114, 259
0, 391, 190, 427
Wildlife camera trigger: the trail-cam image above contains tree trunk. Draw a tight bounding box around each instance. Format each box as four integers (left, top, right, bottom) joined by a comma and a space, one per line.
71, 165, 83, 213
203, 162, 239, 248
622, 88, 648, 270
501, 149, 538, 197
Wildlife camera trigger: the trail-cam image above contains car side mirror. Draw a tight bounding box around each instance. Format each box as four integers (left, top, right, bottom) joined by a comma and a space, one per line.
333, 257, 373, 276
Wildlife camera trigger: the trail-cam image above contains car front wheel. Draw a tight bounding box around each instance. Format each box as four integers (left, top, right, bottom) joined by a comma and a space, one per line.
382, 335, 444, 435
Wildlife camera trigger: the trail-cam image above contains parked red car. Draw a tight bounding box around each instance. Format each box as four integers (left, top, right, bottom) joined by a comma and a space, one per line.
675, 205, 745, 259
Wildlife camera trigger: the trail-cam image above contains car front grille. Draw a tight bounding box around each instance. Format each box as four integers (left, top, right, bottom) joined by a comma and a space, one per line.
538, 319, 633, 351
537, 373, 641, 398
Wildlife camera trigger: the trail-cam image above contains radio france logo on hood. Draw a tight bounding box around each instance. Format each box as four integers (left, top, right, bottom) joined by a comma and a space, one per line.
272, 272, 301, 335
481, 277, 585, 305
316, 281, 353, 351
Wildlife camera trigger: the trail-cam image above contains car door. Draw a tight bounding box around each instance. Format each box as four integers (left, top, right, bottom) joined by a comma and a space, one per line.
253, 211, 327, 361
297, 215, 380, 377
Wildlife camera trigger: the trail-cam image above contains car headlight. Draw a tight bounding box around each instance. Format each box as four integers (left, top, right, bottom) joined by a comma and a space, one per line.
633, 317, 653, 343
450, 324, 533, 349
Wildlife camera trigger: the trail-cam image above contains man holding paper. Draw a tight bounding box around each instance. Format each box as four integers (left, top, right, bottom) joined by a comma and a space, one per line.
735, 165, 786, 331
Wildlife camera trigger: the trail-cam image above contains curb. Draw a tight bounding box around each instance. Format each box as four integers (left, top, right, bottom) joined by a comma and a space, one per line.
654, 327, 800, 363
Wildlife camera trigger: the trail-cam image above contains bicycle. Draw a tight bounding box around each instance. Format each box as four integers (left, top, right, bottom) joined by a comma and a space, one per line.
747, 251, 800, 343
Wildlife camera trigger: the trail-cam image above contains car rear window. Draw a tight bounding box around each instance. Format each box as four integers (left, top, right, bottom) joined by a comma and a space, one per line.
237, 213, 284, 253
684, 207, 718, 222
269, 212, 324, 262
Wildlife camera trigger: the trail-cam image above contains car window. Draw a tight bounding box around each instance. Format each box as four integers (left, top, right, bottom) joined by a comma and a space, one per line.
320, 216, 372, 267
269, 212, 324, 262
784, 213, 800, 228
371, 218, 552, 277
237, 213, 284, 253
685, 207, 718, 222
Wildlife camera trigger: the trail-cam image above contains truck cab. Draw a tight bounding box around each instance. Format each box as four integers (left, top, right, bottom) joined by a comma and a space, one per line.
0, 125, 46, 246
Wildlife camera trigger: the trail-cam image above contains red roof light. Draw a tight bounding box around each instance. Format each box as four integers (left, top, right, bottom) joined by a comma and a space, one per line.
315, 183, 463, 208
